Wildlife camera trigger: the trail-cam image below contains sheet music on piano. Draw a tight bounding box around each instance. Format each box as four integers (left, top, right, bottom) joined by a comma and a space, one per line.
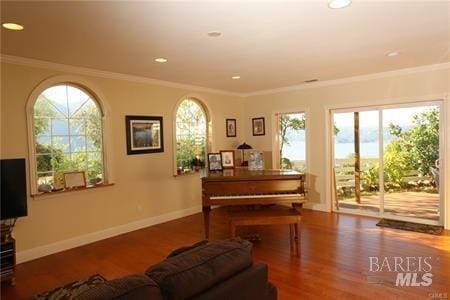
201, 168, 306, 239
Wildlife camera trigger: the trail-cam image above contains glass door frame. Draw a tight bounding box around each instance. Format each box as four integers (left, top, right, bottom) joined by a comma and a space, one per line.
330, 100, 444, 226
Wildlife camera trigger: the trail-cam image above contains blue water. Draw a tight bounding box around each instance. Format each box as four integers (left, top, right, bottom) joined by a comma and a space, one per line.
283, 141, 381, 160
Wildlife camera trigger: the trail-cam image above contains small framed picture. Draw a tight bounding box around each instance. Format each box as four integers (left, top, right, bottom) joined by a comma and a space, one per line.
252, 117, 265, 136
208, 153, 223, 171
64, 171, 86, 189
248, 150, 265, 170
226, 119, 236, 137
220, 150, 235, 169
126, 115, 164, 155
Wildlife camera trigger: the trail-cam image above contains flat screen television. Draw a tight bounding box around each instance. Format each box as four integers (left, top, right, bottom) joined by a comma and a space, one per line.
1, 158, 28, 220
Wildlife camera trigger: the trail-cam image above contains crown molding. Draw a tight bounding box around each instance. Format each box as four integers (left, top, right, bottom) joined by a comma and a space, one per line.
2, 54, 449, 98
242, 62, 450, 97
0, 54, 242, 98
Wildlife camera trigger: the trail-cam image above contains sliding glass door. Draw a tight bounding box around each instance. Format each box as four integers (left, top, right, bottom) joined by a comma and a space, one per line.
331, 102, 443, 225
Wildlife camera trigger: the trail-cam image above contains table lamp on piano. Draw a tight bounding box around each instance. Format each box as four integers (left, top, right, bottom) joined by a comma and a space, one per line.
237, 142, 253, 166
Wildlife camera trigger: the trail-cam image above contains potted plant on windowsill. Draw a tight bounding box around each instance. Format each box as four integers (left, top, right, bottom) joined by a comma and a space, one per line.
190, 156, 205, 172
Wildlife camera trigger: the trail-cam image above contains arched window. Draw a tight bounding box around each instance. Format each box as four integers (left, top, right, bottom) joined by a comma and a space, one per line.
32, 84, 104, 189
175, 98, 208, 174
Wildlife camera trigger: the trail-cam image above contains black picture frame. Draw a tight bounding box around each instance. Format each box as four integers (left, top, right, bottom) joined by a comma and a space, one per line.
126, 115, 164, 155
252, 117, 265, 136
226, 119, 237, 137
207, 153, 223, 171
220, 150, 235, 169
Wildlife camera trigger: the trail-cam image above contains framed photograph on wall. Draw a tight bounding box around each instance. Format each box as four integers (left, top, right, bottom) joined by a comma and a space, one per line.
252, 117, 265, 136
220, 150, 235, 169
126, 115, 164, 155
208, 153, 223, 171
226, 119, 236, 137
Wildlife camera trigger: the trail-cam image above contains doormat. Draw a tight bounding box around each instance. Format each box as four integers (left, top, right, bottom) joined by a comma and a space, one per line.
376, 219, 443, 235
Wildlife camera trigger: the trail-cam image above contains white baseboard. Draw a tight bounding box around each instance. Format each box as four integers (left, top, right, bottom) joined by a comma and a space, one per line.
16, 205, 202, 264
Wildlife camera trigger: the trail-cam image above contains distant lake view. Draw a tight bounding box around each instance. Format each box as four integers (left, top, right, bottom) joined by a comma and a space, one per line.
283, 141, 381, 160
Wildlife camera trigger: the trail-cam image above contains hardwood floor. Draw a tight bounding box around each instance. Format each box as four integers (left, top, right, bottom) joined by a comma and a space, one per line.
2, 208, 449, 299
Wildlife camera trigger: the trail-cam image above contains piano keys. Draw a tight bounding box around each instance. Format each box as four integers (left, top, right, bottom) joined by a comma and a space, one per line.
201, 168, 306, 239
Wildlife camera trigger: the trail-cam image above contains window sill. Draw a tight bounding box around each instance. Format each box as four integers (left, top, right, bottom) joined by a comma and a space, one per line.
173, 170, 203, 178
32, 183, 115, 199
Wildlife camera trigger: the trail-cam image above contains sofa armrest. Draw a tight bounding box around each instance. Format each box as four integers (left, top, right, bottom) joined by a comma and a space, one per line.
192, 263, 277, 300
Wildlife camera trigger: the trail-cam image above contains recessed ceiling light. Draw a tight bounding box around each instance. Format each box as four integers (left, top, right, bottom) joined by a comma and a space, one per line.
231, 76, 240, 80
328, 0, 351, 9
207, 31, 222, 38
2, 23, 24, 31
154, 58, 168, 63
386, 51, 400, 57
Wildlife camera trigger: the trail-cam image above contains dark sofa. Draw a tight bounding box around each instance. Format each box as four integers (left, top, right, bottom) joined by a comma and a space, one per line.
39, 238, 277, 300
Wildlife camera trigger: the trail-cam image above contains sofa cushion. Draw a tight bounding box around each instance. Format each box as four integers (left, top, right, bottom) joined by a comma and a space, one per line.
34, 274, 106, 300
167, 240, 208, 258
74, 275, 162, 300
145, 238, 253, 300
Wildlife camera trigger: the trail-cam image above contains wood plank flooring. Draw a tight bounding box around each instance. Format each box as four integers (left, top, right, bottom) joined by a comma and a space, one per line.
2, 208, 449, 299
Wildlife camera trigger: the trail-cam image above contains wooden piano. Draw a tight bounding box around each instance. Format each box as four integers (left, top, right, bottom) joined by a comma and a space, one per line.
201, 168, 306, 239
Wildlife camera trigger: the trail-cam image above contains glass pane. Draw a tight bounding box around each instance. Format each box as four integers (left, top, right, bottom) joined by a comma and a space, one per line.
333, 110, 380, 213
279, 112, 306, 172
52, 136, 70, 152
36, 154, 53, 172
359, 110, 380, 214
52, 118, 69, 135
71, 152, 88, 171
382, 105, 440, 221
85, 117, 102, 151
42, 85, 69, 117
72, 100, 100, 119
71, 135, 86, 152
36, 136, 52, 154
70, 119, 85, 135
67, 86, 90, 116
34, 96, 65, 118
87, 152, 103, 183
52, 152, 73, 172
34, 117, 51, 136
37, 172, 53, 185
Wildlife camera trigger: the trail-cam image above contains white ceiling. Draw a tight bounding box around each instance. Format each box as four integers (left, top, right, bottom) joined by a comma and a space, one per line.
1, 1, 449, 94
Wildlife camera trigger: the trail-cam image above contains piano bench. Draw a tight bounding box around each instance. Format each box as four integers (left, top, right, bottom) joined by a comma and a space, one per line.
228, 205, 301, 255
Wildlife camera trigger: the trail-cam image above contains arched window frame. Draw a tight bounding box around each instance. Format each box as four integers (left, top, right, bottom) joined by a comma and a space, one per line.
172, 96, 212, 176
26, 75, 113, 195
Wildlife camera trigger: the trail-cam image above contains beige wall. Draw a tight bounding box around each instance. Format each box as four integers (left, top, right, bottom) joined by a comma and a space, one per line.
1, 62, 244, 254
2, 60, 449, 259
243, 68, 450, 228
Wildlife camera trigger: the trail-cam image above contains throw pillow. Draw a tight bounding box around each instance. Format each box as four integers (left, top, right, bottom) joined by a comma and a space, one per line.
34, 274, 106, 300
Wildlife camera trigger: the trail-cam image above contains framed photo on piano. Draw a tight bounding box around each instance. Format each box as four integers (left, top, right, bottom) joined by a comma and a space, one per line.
207, 153, 223, 171
220, 150, 235, 169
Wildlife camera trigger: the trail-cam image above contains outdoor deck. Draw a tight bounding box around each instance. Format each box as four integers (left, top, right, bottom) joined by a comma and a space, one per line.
338, 191, 440, 221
